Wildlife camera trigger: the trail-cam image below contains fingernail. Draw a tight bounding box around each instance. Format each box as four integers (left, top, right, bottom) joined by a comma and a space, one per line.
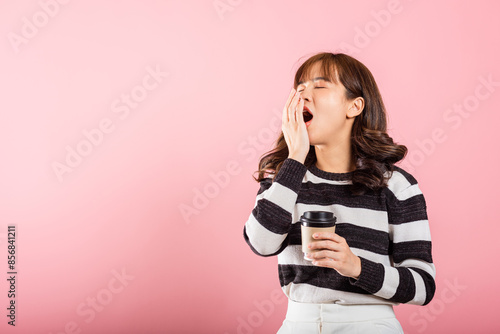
313, 233, 319, 238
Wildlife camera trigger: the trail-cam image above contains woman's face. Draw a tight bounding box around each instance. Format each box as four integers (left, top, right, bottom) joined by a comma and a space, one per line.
296, 61, 355, 147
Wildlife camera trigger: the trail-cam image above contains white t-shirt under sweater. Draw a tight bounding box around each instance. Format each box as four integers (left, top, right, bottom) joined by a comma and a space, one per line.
243, 158, 436, 306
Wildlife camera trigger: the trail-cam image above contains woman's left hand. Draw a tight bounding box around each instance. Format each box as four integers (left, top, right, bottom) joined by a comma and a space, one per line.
306, 232, 362, 279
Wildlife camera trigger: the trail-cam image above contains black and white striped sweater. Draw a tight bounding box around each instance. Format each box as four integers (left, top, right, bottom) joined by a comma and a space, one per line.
244, 158, 436, 306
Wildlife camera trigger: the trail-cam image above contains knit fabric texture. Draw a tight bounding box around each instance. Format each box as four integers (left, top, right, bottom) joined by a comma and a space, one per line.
244, 158, 436, 306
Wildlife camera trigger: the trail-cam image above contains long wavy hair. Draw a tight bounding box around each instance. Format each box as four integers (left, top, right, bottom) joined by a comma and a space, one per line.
254, 52, 407, 195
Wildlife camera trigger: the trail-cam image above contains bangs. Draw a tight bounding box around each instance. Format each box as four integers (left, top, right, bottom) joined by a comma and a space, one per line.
294, 55, 339, 88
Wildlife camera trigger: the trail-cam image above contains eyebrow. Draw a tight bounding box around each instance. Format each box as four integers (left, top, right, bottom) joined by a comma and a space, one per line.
297, 77, 332, 85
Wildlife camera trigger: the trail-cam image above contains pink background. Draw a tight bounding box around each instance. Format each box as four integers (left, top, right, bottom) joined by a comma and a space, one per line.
1, 0, 499, 333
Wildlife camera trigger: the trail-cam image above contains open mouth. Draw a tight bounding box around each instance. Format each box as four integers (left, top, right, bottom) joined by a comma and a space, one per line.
303, 110, 313, 123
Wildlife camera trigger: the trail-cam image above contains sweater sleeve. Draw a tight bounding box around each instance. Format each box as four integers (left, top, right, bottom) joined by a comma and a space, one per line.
350, 175, 436, 306
243, 159, 308, 256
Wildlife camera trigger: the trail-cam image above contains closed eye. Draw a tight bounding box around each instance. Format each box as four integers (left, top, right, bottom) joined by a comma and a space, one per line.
298, 87, 324, 92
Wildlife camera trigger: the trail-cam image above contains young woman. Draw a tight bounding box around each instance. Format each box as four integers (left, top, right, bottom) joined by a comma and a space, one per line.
243, 52, 435, 333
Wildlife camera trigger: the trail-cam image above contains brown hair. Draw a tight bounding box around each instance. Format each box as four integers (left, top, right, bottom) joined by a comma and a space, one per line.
254, 52, 407, 195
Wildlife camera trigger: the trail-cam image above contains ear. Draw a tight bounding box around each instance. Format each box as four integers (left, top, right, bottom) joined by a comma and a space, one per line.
347, 97, 364, 118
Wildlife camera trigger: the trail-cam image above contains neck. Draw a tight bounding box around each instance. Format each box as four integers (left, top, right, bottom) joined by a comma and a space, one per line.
314, 136, 355, 173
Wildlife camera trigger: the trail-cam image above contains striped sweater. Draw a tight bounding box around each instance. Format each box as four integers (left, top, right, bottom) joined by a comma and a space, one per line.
244, 158, 436, 306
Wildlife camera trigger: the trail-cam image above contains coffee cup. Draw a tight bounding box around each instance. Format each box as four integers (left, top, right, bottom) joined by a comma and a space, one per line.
300, 211, 337, 261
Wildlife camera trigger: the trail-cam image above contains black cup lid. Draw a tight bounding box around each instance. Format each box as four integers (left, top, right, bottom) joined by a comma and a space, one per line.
299, 211, 336, 227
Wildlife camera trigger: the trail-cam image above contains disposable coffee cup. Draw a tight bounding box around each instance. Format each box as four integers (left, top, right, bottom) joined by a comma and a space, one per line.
300, 211, 336, 261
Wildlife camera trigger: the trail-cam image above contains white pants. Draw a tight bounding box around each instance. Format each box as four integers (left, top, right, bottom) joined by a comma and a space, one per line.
277, 299, 404, 334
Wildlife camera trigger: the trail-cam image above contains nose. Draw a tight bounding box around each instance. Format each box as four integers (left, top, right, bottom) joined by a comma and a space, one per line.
300, 84, 313, 101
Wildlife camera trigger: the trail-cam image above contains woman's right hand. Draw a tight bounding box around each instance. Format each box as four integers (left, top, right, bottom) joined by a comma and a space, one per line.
282, 88, 310, 164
